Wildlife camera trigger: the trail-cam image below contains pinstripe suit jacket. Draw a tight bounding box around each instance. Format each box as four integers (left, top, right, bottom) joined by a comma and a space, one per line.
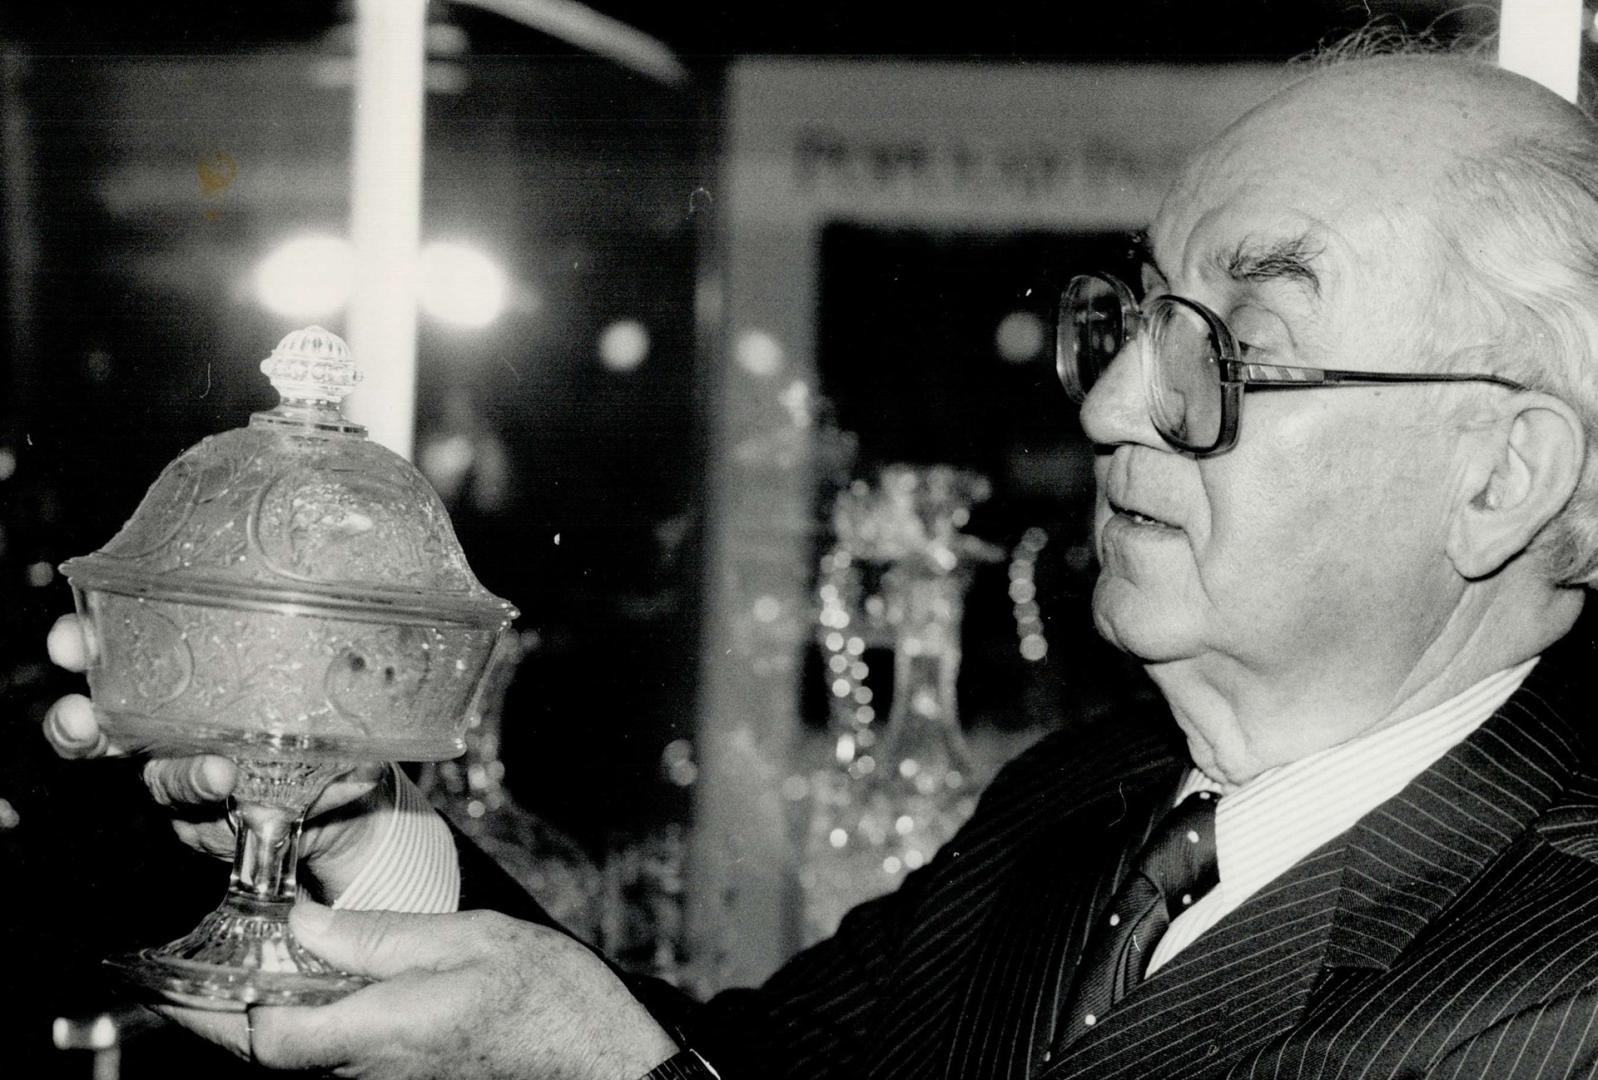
649, 626, 1598, 1079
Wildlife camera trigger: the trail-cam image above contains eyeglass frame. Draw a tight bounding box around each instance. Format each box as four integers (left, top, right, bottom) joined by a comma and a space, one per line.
1056, 271, 1530, 456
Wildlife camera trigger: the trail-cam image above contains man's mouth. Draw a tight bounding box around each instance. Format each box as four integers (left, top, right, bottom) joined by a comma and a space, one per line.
1108, 497, 1178, 530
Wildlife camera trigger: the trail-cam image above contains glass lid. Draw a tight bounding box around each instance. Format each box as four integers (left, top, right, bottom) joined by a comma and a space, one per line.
61, 326, 518, 627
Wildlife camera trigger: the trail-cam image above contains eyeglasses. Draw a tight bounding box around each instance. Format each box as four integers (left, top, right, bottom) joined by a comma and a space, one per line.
1056, 272, 1529, 456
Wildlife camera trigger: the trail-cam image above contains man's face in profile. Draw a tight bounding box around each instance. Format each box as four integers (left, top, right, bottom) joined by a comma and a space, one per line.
1077, 69, 1487, 780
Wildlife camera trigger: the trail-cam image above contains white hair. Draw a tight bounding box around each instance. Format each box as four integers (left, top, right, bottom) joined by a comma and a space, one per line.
1431, 131, 1598, 587
1304, 29, 1598, 587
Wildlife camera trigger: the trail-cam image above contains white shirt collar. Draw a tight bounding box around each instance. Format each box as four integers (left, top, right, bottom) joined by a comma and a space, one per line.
1149, 658, 1537, 973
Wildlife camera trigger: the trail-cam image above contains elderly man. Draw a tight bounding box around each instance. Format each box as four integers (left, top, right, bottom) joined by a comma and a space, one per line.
44, 52, 1598, 1078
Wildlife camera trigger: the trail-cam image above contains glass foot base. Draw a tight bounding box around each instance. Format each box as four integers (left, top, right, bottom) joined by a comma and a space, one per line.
107, 898, 370, 1010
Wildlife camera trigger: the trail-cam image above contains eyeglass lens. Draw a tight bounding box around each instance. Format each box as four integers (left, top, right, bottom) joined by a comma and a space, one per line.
1060, 276, 1125, 401
1145, 300, 1224, 450
1061, 276, 1230, 451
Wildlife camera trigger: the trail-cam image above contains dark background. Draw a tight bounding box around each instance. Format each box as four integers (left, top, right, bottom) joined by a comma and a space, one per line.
0, 1, 1493, 63
813, 225, 1155, 740
0, 2, 1508, 1074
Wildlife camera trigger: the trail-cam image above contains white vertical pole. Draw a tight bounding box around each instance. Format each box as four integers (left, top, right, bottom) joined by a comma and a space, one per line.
346, 0, 426, 459
1499, 0, 1584, 104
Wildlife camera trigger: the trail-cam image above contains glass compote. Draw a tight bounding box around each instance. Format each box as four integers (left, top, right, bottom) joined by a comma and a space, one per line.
60, 326, 517, 1009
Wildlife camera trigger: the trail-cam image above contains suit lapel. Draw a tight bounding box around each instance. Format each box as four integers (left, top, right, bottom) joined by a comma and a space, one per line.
1043, 649, 1589, 1080
1039, 838, 1347, 1080
1324, 666, 1585, 970
941, 764, 1182, 1080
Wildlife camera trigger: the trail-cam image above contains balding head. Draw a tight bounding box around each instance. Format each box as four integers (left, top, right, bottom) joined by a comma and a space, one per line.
1180, 55, 1598, 587
1362, 56, 1598, 588
1249, 54, 1592, 164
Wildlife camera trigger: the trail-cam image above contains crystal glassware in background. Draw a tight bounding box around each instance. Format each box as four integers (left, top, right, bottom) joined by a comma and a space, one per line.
802, 465, 1001, 942
60, 327, 518, 1009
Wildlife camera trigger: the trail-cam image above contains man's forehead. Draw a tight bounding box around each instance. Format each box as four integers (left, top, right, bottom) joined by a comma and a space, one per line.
1139, 56, 1576, 291
1140, 183, 1356, 310
1145, 67, 1476, 252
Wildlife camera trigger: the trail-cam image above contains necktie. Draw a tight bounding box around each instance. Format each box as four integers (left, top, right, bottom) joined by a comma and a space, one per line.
1056, 790, 1219, 1044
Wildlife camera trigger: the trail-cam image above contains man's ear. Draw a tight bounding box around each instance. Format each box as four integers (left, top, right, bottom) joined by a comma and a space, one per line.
1448, 393, 1586, 580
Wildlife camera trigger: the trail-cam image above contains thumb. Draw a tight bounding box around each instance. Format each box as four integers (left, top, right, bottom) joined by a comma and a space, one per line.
291, 901, 477, 979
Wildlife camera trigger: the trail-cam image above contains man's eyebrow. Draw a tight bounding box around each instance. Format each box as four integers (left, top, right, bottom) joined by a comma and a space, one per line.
1217, 234, 1325, 295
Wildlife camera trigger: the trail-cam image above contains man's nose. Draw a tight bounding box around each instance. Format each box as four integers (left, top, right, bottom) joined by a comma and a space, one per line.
1079, 341, 1159, 448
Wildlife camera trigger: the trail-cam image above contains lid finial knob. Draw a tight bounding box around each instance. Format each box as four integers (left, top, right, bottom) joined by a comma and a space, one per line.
260, 326, 362, 409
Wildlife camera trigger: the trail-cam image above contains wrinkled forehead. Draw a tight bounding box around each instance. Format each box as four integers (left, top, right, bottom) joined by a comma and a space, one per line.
1145, 96, 1459, 298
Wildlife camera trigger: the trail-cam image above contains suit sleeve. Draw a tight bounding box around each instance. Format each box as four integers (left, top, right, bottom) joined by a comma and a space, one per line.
450, 726, 1143, 1079
662, 877, 917, 1078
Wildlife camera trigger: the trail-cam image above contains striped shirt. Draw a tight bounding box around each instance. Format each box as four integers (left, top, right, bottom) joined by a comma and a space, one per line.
1146, 657, 1537, 975
332, 764, 460, 913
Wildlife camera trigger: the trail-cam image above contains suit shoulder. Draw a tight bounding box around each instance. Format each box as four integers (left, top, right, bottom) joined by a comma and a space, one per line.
975, 702, 1183, 816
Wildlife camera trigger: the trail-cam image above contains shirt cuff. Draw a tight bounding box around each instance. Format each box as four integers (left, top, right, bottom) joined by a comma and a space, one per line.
331, 765, 461, 914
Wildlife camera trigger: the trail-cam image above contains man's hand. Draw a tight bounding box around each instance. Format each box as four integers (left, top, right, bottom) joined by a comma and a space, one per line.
169, 902, 680, 1080
42, 614, 391, 894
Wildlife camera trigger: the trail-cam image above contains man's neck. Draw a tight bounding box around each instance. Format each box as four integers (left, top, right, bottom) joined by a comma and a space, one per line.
1146, 579, 1584, 788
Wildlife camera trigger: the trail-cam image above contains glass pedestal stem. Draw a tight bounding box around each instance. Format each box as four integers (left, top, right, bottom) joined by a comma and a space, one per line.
105, 758, 373, 1010
230, 800, 305, 906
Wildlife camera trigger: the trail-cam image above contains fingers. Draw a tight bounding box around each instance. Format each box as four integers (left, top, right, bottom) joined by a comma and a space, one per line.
43, 615, 121, 761
42, 694, 118, 759
143, 756, 236, 808
46, 613, 96, 672
310, 762, 387, 816
153, 758, 235, 857
155, 1006, 250, 1062
172, 816, 239, 860
160, 1001, 350, 1073
247, 999, 365, 1072
299, 765, 390, 881
290, 901, 497, 980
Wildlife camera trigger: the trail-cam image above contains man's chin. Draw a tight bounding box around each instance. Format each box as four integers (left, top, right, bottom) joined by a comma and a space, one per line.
1091, 578, 1198, 664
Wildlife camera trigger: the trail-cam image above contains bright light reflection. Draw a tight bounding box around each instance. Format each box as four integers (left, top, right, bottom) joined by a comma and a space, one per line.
255, 234, 354, 318
734, 330, 784, 376
598, 319, 650, 371
420, 242, 507, 328
257, 236, 510, 329
995, 310, 1045, 362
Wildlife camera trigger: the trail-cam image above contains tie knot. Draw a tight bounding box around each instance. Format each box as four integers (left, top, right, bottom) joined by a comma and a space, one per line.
1136, 791, 1219, 916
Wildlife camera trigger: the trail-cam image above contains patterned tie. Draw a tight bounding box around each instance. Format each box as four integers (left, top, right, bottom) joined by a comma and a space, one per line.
1056, 790, 1219, 1045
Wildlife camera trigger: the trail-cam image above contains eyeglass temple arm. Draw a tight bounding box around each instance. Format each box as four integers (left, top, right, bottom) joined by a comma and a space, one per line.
1229, 363, 1528, 392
